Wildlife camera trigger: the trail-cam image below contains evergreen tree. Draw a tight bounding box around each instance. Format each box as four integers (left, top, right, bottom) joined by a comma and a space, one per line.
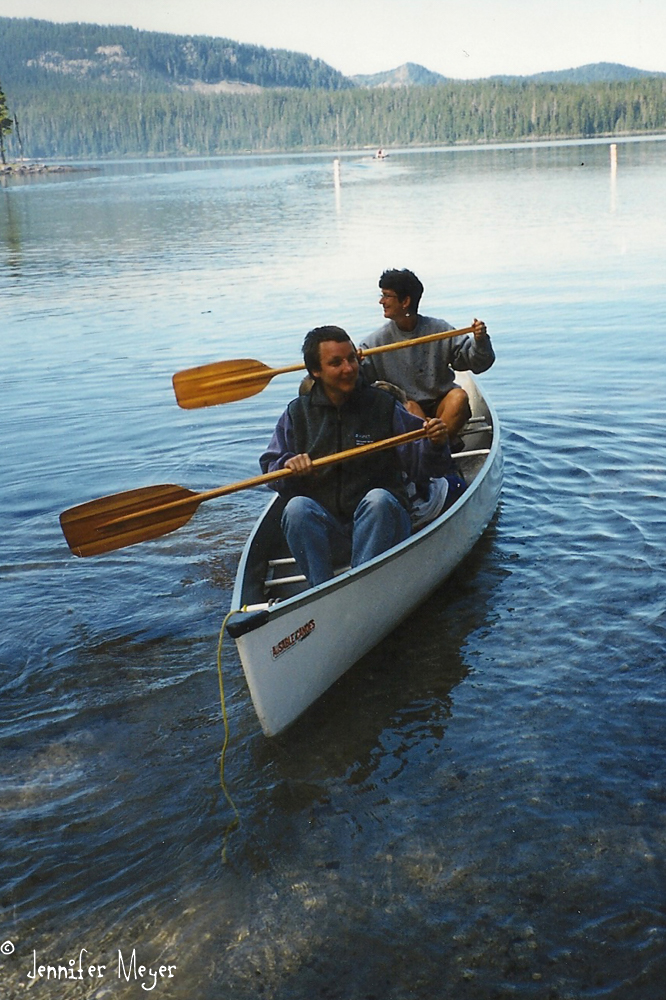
0, 80, 13, 164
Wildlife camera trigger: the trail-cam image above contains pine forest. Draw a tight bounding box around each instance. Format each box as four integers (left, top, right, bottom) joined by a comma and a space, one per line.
1, 17, 665, 160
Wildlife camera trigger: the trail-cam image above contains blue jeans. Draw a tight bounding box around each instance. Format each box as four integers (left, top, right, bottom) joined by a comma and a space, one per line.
281, 488, 412, 587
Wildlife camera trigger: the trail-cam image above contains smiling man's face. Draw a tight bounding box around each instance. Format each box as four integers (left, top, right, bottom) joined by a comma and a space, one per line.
312, 338, 359, 405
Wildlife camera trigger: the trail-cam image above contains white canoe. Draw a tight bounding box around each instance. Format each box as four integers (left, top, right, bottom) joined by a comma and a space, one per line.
227, 371, 503, 736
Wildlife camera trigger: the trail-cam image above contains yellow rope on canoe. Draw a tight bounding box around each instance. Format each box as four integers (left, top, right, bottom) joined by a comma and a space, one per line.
216, 609, 243, 857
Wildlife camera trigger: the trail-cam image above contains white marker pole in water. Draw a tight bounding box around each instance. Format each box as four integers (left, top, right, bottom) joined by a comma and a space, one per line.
610, 143, 618, 212
333, 158, 341, 212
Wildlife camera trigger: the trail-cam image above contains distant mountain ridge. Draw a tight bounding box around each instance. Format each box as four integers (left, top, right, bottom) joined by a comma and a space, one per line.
351, 62, 450, 88
490, 61, 666, 84
1, 16, 664, 97
353, 60, 666, 88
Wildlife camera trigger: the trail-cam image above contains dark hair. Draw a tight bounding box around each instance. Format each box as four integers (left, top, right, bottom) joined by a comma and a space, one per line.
379, 268, 424, 313
302, 325, 353, 376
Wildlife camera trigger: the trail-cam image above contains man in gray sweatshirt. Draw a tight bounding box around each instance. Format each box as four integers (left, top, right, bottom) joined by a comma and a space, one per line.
359, 268, 495, 446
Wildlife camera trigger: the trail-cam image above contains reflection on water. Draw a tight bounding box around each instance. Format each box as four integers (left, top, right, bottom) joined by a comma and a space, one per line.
2, 137, 666, 999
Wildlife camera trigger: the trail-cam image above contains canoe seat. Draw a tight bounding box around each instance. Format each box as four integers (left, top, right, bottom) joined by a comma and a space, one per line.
263, 558, 350, 589
460, 420, 493, 437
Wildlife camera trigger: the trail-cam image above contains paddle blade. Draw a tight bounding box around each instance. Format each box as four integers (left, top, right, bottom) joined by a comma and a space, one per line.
173, 359, 275, 409
60, 485, 200, 557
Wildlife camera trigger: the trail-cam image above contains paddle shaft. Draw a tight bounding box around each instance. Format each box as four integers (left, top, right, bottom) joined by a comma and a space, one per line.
102, 426, 428, 532
228, 360, 305, 384
363, 324, 475, 356
172, 325, 476, 408
213, 325, 475, 389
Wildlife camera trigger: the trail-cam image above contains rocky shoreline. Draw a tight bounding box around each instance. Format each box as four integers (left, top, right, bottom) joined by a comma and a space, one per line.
1, 161, 99, 177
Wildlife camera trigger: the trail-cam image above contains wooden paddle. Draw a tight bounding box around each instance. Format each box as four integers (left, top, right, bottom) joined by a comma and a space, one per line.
172, 325, 475, 409
60, 427, 427, 557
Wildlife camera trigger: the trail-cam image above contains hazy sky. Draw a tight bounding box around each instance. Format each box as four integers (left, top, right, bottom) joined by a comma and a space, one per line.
1, 0, 665, 79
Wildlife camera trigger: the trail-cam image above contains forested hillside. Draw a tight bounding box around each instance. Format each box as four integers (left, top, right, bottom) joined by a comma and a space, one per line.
4, 79, 665, 159
0, 17, 351, 92
1, 17, 665, 159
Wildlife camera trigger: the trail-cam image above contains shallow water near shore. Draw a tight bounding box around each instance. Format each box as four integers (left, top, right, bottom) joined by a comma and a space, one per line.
1, 137, 665, 998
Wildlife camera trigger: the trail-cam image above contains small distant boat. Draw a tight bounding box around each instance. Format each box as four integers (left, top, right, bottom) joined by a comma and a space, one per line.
227, 371, 502, 737
374, 148, 389, 159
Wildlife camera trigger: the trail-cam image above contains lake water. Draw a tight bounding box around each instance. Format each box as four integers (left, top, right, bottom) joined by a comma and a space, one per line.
1, 137, 665, 999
